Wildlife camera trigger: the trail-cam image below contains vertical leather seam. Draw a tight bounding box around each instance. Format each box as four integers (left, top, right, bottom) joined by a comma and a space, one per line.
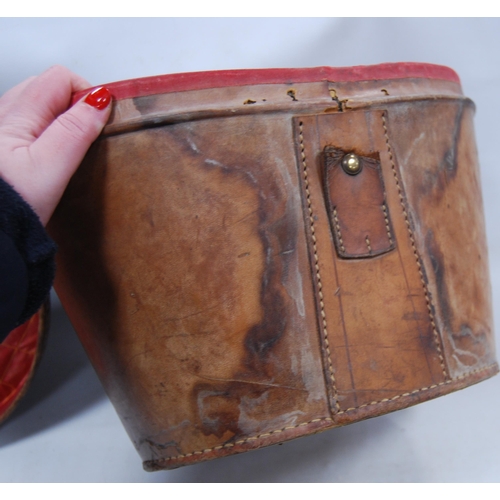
332, 208, 346, 253
382, 203, 394, 245
298, 121, 341, 413
365, 236, 372, 252
381, 112, 449, 381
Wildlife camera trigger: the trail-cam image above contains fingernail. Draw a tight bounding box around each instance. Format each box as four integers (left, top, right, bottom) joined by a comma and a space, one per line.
84, 87, 112, 110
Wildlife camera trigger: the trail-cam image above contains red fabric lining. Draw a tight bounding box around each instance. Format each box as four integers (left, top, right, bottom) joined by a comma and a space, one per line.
72, 63, 460, 104
0, 312, 40, 419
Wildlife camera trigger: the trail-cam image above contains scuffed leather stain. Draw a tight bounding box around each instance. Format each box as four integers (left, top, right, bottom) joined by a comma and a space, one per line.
133, 95, 159, 115
426, 229, 452, 322
426, 229, 491, 372
389, 99, 496, 379
243, 261, 288, 367
243, 209, 291, 371
414, 100, 471, 200
150, 117, 323, 443
440, 100, 467, 176
193, 382, 267, 439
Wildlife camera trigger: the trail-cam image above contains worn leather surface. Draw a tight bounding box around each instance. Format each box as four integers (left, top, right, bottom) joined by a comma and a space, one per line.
48, 73, 498, 470
385, 100, 496, 379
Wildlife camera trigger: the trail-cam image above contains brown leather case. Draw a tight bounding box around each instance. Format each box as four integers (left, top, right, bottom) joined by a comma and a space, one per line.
48, 64, 498, 471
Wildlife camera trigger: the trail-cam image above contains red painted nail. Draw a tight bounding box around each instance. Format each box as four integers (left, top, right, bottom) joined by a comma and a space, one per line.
84, 87, 112, 110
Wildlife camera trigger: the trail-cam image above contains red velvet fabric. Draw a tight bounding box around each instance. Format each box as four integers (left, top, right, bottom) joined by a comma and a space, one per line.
72, 63, 460, 104
0, 312, 40, 421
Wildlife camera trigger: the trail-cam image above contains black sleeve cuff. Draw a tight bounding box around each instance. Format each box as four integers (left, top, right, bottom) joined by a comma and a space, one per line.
0, 177, 57, 340
0, 229, 29, 341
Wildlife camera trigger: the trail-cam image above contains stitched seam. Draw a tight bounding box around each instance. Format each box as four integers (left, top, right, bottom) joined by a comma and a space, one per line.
299, 122, 340, 412
365, 236, 372, 252
382, 113, 448, 380
149, 364, 496, 463
154, 417, 334, 461
382, 204, 393, 244
332, 208, 346, 253
339, 363, 495, 413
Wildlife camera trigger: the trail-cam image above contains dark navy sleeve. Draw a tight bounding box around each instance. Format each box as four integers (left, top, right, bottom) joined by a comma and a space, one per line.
0, 229, 29, 340
0, 178, 57, 342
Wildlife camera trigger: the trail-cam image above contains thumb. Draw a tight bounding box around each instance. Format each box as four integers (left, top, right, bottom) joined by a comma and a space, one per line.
31, 86, 111, 186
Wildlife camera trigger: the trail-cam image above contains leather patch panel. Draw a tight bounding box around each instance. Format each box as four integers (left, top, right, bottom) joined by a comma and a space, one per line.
323, 147, 395, 258
294, 109, 449, 416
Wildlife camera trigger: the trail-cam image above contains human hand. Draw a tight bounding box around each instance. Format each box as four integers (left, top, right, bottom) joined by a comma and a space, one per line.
0, 65, 111, 226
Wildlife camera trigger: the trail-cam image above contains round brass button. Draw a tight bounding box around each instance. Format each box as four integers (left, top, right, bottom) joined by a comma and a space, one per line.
341, 153, 361, 175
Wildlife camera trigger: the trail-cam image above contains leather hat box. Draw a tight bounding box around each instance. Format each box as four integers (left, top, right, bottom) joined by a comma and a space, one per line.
47, 63, 498, 470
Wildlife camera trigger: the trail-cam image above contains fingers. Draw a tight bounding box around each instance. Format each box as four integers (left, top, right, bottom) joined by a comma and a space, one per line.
0, 76, 36, 104
28, 87, 112, 223
0, 66, 111, 226
0, 65, 92, 140
0, 76, 37, 124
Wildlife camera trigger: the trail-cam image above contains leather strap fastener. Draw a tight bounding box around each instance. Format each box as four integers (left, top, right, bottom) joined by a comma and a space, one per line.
323, 147, 396, 259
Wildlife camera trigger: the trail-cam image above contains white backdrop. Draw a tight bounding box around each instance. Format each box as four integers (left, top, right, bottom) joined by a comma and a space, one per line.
0, 17, 499, 482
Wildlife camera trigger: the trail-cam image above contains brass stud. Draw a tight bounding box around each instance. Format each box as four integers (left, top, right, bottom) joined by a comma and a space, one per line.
341, 153, 361, 175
